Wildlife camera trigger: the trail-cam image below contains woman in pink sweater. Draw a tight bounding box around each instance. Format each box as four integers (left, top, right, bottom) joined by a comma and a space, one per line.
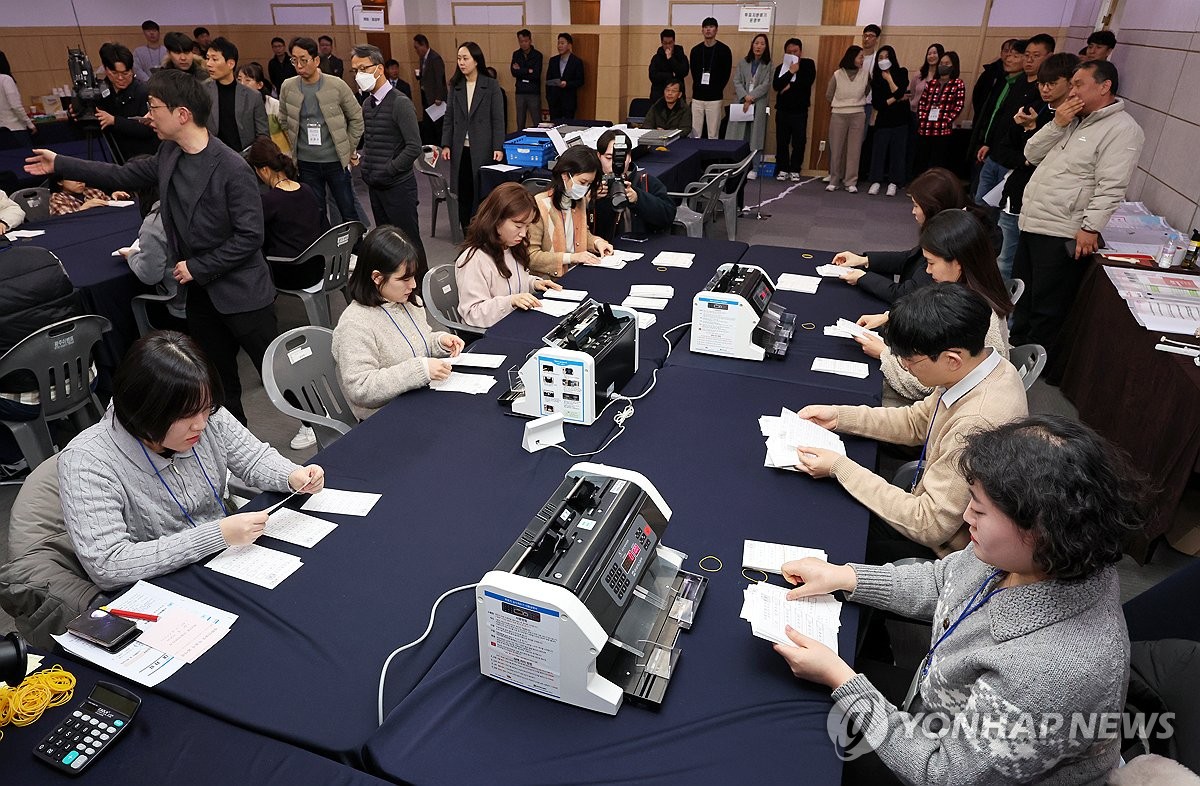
454, 182, 561, 328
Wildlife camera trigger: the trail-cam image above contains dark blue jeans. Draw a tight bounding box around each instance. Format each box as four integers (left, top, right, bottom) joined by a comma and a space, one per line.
298, 159, 363, 225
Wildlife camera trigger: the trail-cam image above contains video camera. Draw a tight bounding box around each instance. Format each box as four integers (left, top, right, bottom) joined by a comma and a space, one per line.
68, 48, 106, 126
602, 133, 630, 210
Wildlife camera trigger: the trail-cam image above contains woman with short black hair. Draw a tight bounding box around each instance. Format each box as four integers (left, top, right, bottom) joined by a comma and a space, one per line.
59, 331, 324, 591
772, 415, 1145, 784
331, 225, 464, 420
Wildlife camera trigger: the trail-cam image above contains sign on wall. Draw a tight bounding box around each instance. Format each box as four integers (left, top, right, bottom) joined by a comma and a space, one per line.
359, 8, 385, 30
738, 5, 774, 32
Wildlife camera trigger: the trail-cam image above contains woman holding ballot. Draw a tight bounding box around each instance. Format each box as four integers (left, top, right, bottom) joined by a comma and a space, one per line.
333, 225, 464, 420
59, 331, 323, 591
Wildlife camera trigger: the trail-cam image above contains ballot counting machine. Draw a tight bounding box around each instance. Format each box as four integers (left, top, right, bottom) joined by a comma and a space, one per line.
476, 463, 707, 715
505, 300, 639, 425
689, 263, 797, 361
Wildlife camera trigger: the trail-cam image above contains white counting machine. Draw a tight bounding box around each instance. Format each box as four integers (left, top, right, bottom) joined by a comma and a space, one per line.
476, 463, 707, 714
690, 263, 797, 361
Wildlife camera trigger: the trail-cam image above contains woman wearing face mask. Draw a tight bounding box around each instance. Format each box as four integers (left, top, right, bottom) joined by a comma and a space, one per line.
726, 34, 772, 179
58, 331, 324, 592
854, 209, 1012, 404
824, 45, 870, 192
332, 225, 464, 420
455, 182, 563, 328
527, 146, 614, 277
914, 51, 965, 174
866, 46, 909, 196
440, 42, 505, 234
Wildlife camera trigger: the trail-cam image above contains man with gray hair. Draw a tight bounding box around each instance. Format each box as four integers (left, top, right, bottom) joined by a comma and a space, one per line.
349, 44, 426, 282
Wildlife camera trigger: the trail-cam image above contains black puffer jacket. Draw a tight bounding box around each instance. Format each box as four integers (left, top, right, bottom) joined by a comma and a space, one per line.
0, 246, 82, 392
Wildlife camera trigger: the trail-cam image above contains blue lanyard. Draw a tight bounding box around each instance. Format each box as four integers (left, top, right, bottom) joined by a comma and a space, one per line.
140, 440, 227, 528
922, 569, 1006, 677
381, 304, 430, 357
911, 392, 945, 492
506, 261, 524, 295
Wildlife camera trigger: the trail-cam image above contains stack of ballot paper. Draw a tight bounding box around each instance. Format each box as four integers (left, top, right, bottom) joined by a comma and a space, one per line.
206, 543, 302, 589
429, 372, 498, 394
542, 288, 588, 302
760, 407, 846, 470
815, 264, 850, 278
622, 284, 674, 312
448, 352, 506, 369
824, 317, 881, 340
609, 249, 644, 263
812, 357, 870, 378
740, 581, 843, 651
52, 581, 240, 686
776, 273, 821, 293
533, 299, 579, 317
651, 251, 694, 268
743, 539, 828, 573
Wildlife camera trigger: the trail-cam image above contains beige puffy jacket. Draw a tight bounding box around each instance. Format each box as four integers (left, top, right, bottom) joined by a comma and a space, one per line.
277, 73, 364, 168
1018, 98, 1144, 238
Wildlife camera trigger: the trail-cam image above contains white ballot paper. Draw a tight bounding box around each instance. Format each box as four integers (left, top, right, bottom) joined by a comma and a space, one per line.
609, 249, 644, 263
728, 103, 754, 123
743, 540, 828, 574
740, 582, 842, 652
622, 296, 668, 311
778, 53, 799, 78
594, 258, 628, 270
533, 299, 579, 317
629, 284, 674, 299
263, 508, 338, 548
481, 163, 522, 172
760, 407, 846, 470
205, 544, 302, 589
5, 229, 46, 240
448, 352, 506, 368
105, 200, 136, 208
542, 288, 588, 301
301, 488, 382, 516
812, 358, 870, 379
776, 273, 821, 293
651, 251, 695, 268
425, 102, 447, 122
430, 372, 498, 395
825, 318, 882, 341
815, 264, 850, 278
637, 313, 657, 330
135, 608, 231, 663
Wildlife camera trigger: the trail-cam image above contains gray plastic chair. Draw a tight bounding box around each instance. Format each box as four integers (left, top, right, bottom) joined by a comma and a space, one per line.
699, 150, 757, 241
262, 327, 357, 451
131, 292, 177, 337
1010, 343, 1047, 391
270, 221, 366, 329
11, 187, 51, 223
422, 263, 486, 339
0, 315, 110, 471
668, 171, 728, 239
1005, 277, 1025, 305
415, 145, 464, 243
521, 177, 551, 196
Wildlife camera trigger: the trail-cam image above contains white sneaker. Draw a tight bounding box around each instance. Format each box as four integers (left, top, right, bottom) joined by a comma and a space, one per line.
790, 172, 801, 182
886, 183, 898, 196
776, 170, 789, 181
825, 183, 838, 192
747, 170, 758, 180
867, 183, 881, 195
290, 425, 316, 450
846, 185, 858, 194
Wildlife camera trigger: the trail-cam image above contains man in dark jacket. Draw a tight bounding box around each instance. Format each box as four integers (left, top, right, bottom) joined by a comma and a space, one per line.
202, 37, 269, 152
351, 45, 426, 282
772, 37, 816, 182
414, 35, 447, 145
971, 39, 1016, 125
591, 129, 675, 241
689, 18, 732, 139
511, 30, 543, 129
268, 37, 297, 94
95, 43, 159, 161
642, 79, 691, 134
546, 33, 585, 121
25, 70, 277, 426
648, 29, 689, 105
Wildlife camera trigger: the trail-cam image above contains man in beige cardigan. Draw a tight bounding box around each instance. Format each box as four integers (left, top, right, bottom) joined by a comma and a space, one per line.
794, 283, 1028, 563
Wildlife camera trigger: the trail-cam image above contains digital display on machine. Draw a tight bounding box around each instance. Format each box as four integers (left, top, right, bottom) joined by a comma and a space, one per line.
752, 281, 771, 311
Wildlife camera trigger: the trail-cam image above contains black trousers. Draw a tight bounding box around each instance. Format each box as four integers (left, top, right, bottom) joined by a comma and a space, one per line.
186, 284, 278, 426
1010, 229, 1085, 358
775, 108, 809, 173
457, 152, 476, 233
912, 134, 953, 178
369, 175, 427, 285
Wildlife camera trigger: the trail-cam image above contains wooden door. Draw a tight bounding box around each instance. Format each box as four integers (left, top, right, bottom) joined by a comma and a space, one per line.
572, 34, 599, 121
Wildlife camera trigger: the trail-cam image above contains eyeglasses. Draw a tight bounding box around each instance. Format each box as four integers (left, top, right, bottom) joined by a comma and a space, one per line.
350, 64, 379, 74
898, 354, 936, 372
290, 56, 314, 66
146, 102, 170, 113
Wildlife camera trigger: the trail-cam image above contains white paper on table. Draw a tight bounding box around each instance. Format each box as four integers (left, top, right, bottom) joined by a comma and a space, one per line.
135, 608, 231, 663
622, 296, 668, 311
51, 634, 185, 687
262, 507, 338, 548
637, 312, 657, 330
205, 544, 303, 589
776, 273, 821, 293
533, 299, 579, 317
481, 163, 522, 172
429, 372, 498, 395
741, 582, 842, 652
629, 284, 674, 299
609, 249, 644, 263
815, 264, 850, 278
743, 540, 828, 574
812, 357, 870, 379
651, 251, 695, 268
109, 581, 239, 629
542, 288, 588, 301
447, 352, 506, 368
105, 199, 136, 207
301, 488, 382, 516
425, 102, 447, 122
594, 258, 628, 270
728, 103, 754, 122
4, 229, 46, 239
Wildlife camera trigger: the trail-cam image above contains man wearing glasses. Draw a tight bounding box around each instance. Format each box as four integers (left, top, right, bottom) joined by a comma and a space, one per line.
25, 69, 279, 427
95, 42, 159, 160
277, 36, 365, 224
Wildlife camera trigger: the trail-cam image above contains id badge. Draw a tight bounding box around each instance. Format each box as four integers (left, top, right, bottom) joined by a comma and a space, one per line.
701, 71, 711, 86
306, 123, 322, 146
927, 106, 940, 121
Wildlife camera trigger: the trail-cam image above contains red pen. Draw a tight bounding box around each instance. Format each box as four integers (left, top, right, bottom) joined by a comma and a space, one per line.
100, 607, 158, 622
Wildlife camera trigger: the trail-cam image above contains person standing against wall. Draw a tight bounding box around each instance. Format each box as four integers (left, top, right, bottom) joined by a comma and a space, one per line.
440, 42, 505, 234
413, 35, 447, 145
546, 33, 584, 121
511, 29, 543, 129
689, 17, 732, 139
773, 38, 815, 183
825, 46, 870, 193
648, 28, 689, 105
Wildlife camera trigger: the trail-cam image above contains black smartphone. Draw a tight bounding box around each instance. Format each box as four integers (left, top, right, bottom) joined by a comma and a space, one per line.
66, 611, 141, 653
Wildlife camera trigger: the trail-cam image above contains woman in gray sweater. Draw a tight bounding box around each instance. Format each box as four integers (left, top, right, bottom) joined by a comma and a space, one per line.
773, 415, 1146, 784
59, 332, 325, 592
332, 226, 464, 420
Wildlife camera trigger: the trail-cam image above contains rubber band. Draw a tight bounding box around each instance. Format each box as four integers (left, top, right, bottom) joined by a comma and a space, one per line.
0, 664, 77, 740
801, 253, 814, 259
741, 568, 768, 583
656, 266, 668, 272
800, 322, 816, 331
698, 555, 723, 572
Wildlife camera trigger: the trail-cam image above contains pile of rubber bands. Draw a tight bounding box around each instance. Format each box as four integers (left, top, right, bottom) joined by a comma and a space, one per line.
0, 665, 76, 741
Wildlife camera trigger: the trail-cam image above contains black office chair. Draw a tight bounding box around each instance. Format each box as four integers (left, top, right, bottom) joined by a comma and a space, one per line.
626, 98, 651, 127
415, 145, 463, 243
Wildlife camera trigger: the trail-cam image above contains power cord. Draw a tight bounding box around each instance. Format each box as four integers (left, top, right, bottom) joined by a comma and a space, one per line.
377, 582, 479, 726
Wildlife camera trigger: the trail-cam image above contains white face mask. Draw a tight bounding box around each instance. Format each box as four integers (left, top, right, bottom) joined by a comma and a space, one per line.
567, 180, 589, 200
877, 59, 892, 71
355, 71, 377, 92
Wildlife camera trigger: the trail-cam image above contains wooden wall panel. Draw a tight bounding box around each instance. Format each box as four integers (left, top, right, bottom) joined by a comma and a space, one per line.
809, 34, 853, 171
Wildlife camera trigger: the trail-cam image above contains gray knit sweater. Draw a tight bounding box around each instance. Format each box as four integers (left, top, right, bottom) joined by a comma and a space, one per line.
59, 407, 297, 591
833, 546, 1127, 784
331, 300, 451, 420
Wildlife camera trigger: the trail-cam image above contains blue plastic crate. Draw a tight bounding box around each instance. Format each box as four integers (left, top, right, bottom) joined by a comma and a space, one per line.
504, 135, 557, 167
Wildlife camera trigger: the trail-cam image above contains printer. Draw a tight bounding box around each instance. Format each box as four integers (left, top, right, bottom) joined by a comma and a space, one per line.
506, 300, 639, 425
476, 463, 707, 714
689, 263, 796, 361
